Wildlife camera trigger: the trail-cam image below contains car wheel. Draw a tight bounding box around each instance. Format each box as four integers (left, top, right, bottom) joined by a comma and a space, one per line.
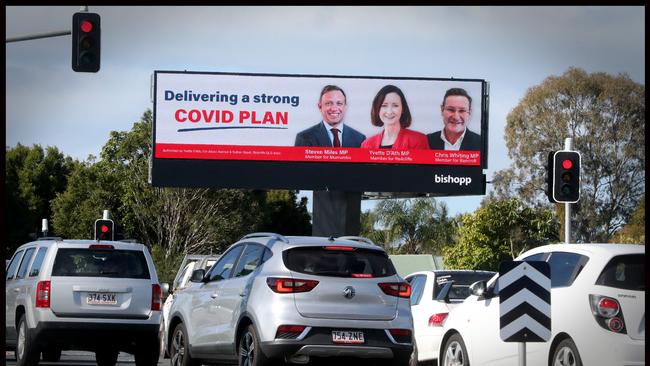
552, 338, 583, 366
442, 333, 470, 366
41, 348, 62, 362
95, 348, 119, 366
239, 325, 270, 366
16, 314, 40, 366
170, 323, 200, 366
135, 336, 161, 366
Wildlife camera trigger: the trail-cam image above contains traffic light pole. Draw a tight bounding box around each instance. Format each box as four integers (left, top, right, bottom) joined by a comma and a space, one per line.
564, 138, 572, 244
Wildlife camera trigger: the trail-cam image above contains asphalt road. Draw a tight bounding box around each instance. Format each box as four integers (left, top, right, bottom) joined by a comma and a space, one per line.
4, 350, 437, 366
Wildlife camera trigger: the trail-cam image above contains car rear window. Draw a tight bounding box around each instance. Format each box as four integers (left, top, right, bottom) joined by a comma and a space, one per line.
434, 271, 496, 300
52, 248, 150, 279
284, 246, 396, 278
596, 254, 644, 291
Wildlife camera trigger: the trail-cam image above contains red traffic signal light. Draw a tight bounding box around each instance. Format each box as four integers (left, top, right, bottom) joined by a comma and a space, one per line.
72, 12, 101, 73
94, 219, 114, 241
550, 151, 581, 203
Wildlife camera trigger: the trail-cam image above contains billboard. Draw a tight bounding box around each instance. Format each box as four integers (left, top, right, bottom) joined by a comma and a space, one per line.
151, 71, 488, 195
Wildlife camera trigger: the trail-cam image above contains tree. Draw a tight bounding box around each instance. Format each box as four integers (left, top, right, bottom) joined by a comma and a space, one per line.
50, 109, 312, 282
491, 68, 645, 242
610, 196, 645, 244
443, 198, 559, 271
361, 197, 457, 254
5, 144, 77, 254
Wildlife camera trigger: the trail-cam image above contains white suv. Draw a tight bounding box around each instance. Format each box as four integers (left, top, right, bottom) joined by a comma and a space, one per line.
166, 233, 415, 366
5, 238, 167, 366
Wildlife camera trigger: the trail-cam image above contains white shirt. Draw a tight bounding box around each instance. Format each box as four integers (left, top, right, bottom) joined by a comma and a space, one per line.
440, 128, 467, 151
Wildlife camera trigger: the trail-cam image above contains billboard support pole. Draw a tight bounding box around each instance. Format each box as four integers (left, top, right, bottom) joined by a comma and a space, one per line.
312, 191, 361, 237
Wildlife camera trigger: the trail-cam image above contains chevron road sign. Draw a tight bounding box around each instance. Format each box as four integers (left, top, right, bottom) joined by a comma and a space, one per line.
499, 260, 551, 343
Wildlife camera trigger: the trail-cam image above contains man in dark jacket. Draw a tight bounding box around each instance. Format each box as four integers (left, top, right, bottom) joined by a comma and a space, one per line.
427, 87, 481, 151
295, 85, 365, 147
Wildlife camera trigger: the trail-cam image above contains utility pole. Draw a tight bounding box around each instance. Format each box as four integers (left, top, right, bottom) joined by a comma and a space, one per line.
5, 6, 88, 43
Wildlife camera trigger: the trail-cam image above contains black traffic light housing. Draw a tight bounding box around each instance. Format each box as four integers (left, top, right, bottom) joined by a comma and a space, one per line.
548, 150, 581, 203
72, 12, 101, 72
94, 219, 114, 241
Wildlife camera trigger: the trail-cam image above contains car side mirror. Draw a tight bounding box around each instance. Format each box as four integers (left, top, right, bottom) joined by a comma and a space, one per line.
190, 269, 206, 282
161, 283, 170, 296
469, 280, 487, 297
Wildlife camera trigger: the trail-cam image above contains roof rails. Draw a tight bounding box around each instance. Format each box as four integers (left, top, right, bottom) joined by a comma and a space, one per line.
240, 232, 289, 243
337, 236, 378, 247
39, 237, 62, 241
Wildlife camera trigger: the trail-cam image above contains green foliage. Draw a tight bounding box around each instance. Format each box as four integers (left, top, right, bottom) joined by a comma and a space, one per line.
5, 144, 77, 254
149, 244, 184, 285
610, 196, 645, 244
361, 197, 457, 254
443, 199, 559, 271
491, 68, 645, 242
47, 109, 311, 272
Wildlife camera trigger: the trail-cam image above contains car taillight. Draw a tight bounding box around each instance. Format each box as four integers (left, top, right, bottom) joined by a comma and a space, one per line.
267, 277, 319, 293
275, 325, 306, 339
388, 328, 412, 343
378, 282, 411, 298
89, 244, 114, 249
36, 281, 51, 308
151, 284, 162, 311
589, 294, 627, 334
429, 312, 449, 327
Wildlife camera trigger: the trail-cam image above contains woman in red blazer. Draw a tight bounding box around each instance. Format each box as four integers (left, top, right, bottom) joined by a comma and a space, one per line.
361, 85, 429, 150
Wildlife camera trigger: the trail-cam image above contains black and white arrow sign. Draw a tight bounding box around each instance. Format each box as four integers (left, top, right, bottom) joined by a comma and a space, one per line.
499, 261, 551, 342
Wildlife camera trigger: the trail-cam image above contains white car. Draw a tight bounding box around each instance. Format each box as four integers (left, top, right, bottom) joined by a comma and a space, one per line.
439, 243, 645, 366
405, 270, 495, 363
160, 254, 219, 358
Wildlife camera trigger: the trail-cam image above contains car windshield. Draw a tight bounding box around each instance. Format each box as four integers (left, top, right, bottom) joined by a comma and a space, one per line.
595, 254, 644, 291
284, 246, 397, 278
52, 248, 150, 279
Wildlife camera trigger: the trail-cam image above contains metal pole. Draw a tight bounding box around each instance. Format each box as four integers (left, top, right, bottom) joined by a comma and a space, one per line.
564, 138, 572, 244
6, 30, 71, 43
41, 219, 49, 237
519, 343, 526, 366
103, 210, 110, 220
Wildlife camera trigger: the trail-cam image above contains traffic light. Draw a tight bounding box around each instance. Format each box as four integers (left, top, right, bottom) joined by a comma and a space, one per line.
549, 150, 581, 203
94, 219, 114, 241
72, 12, 100, 72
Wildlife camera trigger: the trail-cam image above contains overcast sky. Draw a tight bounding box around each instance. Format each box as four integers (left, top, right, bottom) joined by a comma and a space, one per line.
5, 6, 645, 216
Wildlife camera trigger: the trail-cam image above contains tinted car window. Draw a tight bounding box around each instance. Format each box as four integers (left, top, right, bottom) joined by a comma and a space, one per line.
596, 254, 645, 291
233, 244, 266, 278
285, 247, 397, 278
208, 245, 244, 282
546, 251, 589, 288
51, 248, 150, 279
407, 275, 426, 305
434, 271, 496, 300
6, 250, 25, 280
16, 248, 36, 279
28, 247, 48, 277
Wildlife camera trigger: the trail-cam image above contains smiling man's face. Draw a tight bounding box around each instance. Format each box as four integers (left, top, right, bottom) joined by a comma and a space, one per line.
319, 90, 346, 127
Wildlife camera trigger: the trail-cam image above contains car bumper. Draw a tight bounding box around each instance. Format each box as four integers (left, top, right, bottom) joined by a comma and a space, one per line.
30, 321, 160, 353
259, 326, 413, 362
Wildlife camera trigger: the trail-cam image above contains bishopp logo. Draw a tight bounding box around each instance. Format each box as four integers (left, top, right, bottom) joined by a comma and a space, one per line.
434, 174, 472, 186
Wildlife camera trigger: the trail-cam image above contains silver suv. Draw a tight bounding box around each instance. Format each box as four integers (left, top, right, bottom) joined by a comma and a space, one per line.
5, 238, 167, 366
166, 233, 415, 366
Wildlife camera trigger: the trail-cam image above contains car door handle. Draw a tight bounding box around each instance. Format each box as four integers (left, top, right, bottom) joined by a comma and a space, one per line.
211, 293, 219, 298
14, 288, 20, 293
239, 290, 247, 297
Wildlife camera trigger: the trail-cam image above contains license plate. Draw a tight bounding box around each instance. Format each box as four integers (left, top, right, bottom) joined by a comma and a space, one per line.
86, 292, 117, 305
332, 330, 364, 344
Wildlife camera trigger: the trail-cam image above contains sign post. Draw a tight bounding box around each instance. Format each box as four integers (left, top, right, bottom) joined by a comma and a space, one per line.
499, 261, 551, 366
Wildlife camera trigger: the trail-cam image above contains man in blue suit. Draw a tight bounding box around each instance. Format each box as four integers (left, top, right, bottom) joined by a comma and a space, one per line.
295, 85, 366, 147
